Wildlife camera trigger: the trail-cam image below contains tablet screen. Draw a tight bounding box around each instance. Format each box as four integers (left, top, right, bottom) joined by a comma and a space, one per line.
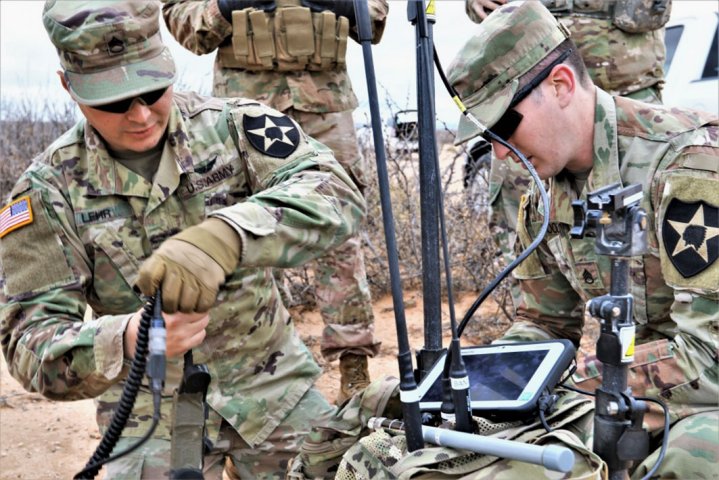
421, 349, 548, 402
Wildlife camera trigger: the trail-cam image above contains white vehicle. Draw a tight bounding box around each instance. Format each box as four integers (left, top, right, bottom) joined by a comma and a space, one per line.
662, 9, 719, 113
387, 109, 419, 154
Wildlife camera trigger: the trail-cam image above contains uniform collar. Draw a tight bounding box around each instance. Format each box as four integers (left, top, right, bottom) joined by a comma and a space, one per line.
588, 88, 623, 191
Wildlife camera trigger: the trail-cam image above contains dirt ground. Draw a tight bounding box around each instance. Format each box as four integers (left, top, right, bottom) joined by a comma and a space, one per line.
0, 291, 593, 479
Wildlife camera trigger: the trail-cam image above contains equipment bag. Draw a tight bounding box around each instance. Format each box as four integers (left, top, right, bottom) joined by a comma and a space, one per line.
336, 390, 605, 480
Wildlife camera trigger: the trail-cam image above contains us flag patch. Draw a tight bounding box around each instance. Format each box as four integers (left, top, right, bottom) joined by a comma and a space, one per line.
0, 196, 33, 238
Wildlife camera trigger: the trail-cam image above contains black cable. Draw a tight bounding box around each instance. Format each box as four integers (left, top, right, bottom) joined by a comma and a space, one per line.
432, 47, 551, 338
537, 388, 558, 433
560, 383, 593, 397
636, 396, 670, 480
75, 295, 164, 479
539, 407, 552, 433
558, 360, 578, 386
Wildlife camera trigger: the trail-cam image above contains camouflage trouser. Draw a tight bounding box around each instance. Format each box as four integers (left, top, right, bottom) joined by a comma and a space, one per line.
283, 109, 380, 361
104, 386, 335, 479
632, 411, 719, 479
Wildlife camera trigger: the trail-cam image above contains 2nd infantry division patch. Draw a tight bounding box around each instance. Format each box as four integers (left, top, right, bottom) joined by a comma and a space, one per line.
243, 113, 300, 159
662, 199, 719, 277
0, 196, 33, 239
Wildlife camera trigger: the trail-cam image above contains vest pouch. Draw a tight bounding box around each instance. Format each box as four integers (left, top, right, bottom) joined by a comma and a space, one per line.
335, 16, 349, 68
249, 10, 275, 69
274, 6, 314, 71
308, 11, 336, 71
221, 8, 275, 70
613, 0, 671, 33
230, 10, 250, 66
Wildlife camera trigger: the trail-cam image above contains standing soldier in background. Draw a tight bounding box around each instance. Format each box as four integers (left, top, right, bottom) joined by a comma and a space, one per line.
1, 1, 366, 477
162, 0, 388, 404
465, 0, 670, 310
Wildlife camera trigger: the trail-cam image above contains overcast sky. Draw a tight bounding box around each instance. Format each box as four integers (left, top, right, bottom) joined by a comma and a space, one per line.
0, 0, 480, 127
1, 1, 717, 128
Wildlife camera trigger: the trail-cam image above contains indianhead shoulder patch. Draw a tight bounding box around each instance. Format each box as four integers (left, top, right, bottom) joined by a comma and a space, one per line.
662, 198, 719, 277
242, 113, 300, 159
0, 196, 33, 239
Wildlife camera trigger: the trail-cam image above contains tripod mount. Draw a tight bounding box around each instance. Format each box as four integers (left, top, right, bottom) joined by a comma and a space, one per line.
571, 183, 651, 479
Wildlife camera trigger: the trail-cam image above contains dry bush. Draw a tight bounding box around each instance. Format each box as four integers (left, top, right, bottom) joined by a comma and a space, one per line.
0, 98, 77, 201
355, 116, 514, 327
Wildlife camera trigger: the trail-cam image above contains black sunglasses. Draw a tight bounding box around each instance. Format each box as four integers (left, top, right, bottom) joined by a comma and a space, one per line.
489, 50, 572, 142
91, 87, 168, 114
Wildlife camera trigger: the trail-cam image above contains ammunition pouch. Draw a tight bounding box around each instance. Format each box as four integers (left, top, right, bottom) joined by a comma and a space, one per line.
218, 0, 350, 72
538, 0, 671, 31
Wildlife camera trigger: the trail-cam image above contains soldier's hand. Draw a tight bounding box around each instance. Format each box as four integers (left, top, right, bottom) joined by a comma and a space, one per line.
124, 309, 209, 359
467, 0, 506, 22
135, 218, 242, 313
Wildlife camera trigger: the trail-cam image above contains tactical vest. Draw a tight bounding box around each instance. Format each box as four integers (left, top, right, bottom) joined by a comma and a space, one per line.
218, 0, 349, 72
537, 0, 671, 32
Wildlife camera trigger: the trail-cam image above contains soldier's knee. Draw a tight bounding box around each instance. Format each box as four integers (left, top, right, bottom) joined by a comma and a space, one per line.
632, 411, 719, 479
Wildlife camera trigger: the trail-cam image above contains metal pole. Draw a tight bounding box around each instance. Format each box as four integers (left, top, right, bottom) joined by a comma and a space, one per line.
354, 0, 424, 452
408, 0, 443, 378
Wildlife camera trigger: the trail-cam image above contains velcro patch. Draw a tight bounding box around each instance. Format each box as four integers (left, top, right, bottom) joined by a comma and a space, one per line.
242, 113, 300, 158
662, 199, 719, 277
0, 196, 33, 238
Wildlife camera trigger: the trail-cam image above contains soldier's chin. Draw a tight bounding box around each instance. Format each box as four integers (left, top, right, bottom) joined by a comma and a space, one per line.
124, 126, 164, 152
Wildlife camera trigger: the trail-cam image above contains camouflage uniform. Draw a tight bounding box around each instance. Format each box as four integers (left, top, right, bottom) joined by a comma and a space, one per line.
449, 2, 719, 477
466, 0, 668, 310
505, 89, 719, 477
162, 0, 388, 366
0, 2, 366, 477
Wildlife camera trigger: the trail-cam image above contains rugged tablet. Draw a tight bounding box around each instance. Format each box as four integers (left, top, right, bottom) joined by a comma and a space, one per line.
417, 340, 576, 419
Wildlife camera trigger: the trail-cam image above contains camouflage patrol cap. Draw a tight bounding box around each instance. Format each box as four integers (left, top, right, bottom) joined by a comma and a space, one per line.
42, 0, 176, 106
448, 1, 570, 144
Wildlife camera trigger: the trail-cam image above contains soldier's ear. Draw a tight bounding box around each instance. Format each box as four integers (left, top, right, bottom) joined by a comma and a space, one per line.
548, 64, 575, 109
57, 70, 70, 94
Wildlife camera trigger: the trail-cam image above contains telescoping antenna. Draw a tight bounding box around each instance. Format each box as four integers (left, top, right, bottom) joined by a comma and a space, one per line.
353, 0, 424, 451
406, 0, 474, 434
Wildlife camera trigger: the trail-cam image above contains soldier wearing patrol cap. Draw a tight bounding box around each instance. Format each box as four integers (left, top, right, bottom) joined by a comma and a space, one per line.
446, 1, 718, 478
162, 0, 388, 405
464, 0, 670, 320
0, 0, 366, 477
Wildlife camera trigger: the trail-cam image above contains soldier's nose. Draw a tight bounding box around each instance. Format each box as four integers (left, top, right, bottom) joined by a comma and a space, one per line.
491, 141, 510, 160
126, 99, 152, 123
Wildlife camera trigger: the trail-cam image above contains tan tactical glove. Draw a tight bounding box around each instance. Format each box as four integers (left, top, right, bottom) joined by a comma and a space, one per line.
135, 218, 241, 313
